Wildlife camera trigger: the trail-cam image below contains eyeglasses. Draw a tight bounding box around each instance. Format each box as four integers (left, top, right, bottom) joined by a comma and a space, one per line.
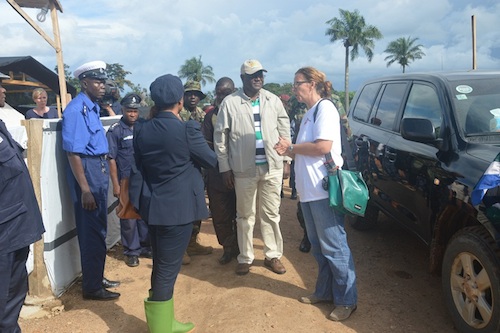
293, 81, 309, 88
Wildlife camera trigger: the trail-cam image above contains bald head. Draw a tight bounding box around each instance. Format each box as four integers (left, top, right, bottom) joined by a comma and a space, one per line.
215, 77, 235, 106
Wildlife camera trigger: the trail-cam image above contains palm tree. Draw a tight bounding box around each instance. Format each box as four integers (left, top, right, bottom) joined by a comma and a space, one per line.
384, 36, 426, 73
178, 55, 215, 86
325, 9, 382, 110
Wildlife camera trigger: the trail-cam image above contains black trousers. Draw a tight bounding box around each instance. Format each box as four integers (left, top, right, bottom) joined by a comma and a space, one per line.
207, 186, 237, 249
0, 246, 29, 333
149, 223, 192, 301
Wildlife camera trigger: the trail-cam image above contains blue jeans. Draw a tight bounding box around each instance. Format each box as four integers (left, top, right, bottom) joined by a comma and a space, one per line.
300, 199, 357, 306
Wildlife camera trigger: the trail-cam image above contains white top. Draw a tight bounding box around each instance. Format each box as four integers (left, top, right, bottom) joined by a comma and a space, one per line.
294, 99, 343, 203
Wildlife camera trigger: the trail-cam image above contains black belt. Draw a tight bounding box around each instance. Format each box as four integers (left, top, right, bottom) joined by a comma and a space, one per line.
79, 154, 108, 160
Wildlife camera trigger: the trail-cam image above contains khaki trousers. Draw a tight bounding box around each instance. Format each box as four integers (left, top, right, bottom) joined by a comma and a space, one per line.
234, 164, 284, 264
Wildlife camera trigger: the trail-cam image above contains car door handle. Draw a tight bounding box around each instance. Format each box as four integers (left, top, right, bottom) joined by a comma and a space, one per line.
355, 136, 368, 148
384, 149, 397, 162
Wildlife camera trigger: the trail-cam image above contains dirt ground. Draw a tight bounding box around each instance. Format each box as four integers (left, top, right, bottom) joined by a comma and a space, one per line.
19, 184, 458, 333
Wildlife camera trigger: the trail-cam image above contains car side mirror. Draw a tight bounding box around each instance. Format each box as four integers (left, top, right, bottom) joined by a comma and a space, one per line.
401, 118, 436, 143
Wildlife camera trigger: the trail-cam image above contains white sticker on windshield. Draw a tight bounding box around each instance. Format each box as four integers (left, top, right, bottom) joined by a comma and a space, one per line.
456, 94, 467, 100
456, 85, 473, 94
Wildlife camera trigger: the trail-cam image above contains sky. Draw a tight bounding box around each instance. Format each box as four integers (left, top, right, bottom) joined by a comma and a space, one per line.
2, 0, 500, 95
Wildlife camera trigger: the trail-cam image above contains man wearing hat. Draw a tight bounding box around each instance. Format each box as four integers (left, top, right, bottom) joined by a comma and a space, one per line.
214, 59, 291, 276
107, 93, 151, 268
179, 80, 206, 123
179, 80, 213, 263
0, 74, 45, 331
62, 60, 120, 300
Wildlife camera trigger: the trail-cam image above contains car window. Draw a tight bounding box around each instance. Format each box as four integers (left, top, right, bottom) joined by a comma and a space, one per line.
352, 82, 381, 122
402, 83, 442, 135
371, 83, 406, 130
452, 78, 500, 136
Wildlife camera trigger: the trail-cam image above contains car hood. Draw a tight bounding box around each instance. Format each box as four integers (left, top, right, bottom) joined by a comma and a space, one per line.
466, 143, 500, 164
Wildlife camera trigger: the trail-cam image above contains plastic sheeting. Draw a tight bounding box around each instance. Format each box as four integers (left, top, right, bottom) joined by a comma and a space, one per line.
39, 117, 121, 297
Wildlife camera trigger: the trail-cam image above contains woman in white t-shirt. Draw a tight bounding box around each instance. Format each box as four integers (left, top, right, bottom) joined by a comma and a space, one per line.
274, 66, 358, 322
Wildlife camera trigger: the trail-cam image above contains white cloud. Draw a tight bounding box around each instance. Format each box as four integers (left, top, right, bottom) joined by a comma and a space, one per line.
1, 0, 499, 95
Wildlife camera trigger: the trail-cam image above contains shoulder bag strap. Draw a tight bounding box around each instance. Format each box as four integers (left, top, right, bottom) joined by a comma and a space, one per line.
313, 99, 337, 172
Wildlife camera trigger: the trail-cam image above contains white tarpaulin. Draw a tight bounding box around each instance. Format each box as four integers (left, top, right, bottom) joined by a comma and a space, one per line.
39, 117, 121, 297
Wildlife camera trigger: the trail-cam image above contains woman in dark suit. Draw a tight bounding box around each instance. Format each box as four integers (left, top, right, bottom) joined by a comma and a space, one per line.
134, 74, 217, 333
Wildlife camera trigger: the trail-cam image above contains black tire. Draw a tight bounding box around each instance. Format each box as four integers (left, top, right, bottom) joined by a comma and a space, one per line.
441, 226, 500, 333
348, 203, 378, 231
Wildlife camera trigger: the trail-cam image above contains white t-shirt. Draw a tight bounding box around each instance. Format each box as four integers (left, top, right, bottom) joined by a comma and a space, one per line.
294, 99, 343, 203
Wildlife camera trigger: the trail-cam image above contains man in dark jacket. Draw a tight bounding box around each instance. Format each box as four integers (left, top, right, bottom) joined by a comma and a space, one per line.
0, 73, 45, 332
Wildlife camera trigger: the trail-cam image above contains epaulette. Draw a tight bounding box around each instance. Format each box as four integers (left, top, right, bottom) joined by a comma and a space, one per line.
108, 122, 120, 132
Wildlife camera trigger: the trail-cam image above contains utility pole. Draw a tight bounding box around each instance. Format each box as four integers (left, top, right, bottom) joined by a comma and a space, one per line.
472, 15, 477, 70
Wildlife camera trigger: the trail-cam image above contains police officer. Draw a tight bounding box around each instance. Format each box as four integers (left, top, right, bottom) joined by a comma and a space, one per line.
62, 60, 120, 301
0, 73, 45, 331
107, 93, 151, 267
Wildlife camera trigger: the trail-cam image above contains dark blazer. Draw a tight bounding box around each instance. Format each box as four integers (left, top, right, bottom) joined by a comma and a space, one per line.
0, 120, 45, 254
133, 112, 217, 226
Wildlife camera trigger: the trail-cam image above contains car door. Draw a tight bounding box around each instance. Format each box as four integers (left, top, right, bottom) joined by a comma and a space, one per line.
382, 81, 444, 243
350, 81, 408, 218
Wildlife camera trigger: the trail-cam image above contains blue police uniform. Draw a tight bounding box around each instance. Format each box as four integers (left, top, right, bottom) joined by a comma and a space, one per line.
0, 119, 45, 332
107, 119, 150, 258
62, 92, 110, 294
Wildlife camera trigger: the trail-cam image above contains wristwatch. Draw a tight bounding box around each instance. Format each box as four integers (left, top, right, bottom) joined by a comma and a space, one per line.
288, 145, 294, 152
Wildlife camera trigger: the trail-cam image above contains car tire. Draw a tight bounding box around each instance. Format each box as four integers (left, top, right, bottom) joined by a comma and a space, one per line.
348, 203, 379, 231
441, 226, 500, 333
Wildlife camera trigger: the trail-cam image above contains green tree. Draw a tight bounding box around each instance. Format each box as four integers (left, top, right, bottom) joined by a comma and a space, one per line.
54, 63, 80, 91
326, 9, 382, 110
178, 55, 215, 86
105, 63, 133, 92
263, 82, 293, 98
384, 36, 425, 73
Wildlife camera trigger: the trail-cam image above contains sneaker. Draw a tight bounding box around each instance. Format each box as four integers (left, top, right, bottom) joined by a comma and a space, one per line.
299, 294, 332, 304
329, 305, 357, 321
264, 258, 286, 274
236, 263, 251, 275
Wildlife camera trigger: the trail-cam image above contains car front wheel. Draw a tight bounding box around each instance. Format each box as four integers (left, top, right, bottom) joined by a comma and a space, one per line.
442, 226, 500, 333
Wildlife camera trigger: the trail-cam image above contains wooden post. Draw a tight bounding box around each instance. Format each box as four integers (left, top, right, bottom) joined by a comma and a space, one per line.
25, 120, 53, 297
50, 0, 68, 112
472, 15, 477, 70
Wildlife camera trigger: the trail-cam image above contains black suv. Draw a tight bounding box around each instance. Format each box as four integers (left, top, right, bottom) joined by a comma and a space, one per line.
347, 71, 500, 333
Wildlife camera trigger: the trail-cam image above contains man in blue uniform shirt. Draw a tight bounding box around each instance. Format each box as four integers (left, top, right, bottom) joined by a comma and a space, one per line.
0, 73, 45, 331
62, 60, 120, 301
107, 93, 151, 267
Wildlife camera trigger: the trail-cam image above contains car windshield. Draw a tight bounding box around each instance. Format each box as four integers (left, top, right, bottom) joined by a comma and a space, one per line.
451, 76, 500, 137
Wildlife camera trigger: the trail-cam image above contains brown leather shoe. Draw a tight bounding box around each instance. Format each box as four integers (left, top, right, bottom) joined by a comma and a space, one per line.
264, 258, 286, 274
235, 263, 251, 275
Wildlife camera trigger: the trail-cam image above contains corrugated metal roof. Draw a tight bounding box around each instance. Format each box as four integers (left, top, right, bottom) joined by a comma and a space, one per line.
0, 56, 76, 96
